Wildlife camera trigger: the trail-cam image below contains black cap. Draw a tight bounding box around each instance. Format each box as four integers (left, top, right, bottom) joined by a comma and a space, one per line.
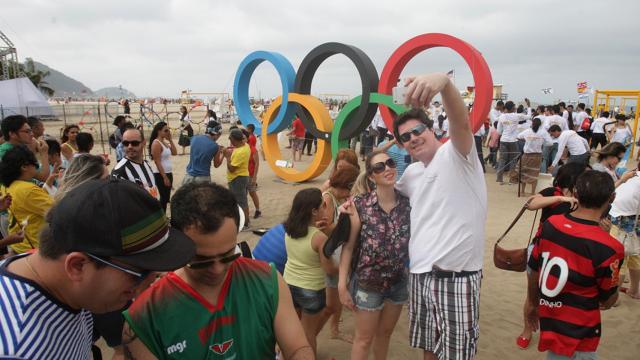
206, 120, 222, 135
229, 128, 244, 141
50, 178, 195, 271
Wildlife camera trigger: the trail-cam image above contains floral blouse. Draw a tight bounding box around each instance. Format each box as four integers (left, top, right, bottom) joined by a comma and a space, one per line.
353, 190, 411, 292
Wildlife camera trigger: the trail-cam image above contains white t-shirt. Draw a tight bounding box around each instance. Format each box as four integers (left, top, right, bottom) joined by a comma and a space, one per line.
610, 175, 640, 217
574, 111, 588, 132
373, 110, 386, 129
430, 105, 443, 119
611, 126, 633, 144
497, 113, 529, 142
396, 140, 487, 273
551, 130, 589, 166
562, 110, 569, 120
590, 117, 609, 134
517, 128, 553, 153
433, 119, 449, 136
489, 108, 502, 124
543, 114, 568, 132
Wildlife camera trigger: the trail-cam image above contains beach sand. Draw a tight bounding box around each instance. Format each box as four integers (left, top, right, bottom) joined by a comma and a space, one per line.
43, 118, 639, 359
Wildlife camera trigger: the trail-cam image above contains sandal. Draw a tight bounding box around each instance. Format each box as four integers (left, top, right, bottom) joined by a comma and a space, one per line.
516, 336, 531, 349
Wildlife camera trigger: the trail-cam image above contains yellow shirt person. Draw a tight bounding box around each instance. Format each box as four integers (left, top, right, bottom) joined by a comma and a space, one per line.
227, 143, 250, 182
7, 180, 53, 253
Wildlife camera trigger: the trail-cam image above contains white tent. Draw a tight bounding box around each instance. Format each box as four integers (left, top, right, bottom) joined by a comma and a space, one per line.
0, 77, 54, 118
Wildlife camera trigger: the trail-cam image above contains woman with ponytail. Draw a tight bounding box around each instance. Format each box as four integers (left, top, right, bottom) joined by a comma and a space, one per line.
511, 117, 554, 195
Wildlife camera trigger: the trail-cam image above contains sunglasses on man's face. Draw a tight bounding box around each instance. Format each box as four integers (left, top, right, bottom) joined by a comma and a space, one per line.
86, 253, 152, 285
398, 124, 428, 144
370, 158, 397, 174
186, 246, 241, 270
122, 140, 142, 147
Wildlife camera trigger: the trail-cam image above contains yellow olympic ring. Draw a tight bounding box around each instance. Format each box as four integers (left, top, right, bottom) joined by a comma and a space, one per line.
261, 93, 333, 182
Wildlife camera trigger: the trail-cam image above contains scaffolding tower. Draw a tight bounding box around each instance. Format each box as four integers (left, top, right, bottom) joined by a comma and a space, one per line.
0, 30, 20, 80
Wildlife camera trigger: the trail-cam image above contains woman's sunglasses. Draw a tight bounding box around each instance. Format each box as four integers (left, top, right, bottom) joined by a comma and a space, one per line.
186, 246, 241, 270
370, 158, 397, 174
398, 123, 428, 143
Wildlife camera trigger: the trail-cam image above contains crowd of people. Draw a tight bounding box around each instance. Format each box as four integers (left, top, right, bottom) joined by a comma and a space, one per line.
0, 70, 637, 360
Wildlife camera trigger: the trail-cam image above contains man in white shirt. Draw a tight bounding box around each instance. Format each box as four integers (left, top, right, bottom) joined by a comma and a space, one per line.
489, 100, 504, 124
429, 101, 444, 119
543, 105, 568, 132
591, 111, 611, 150
496, 101, 530, 184
548, 125, 591, 171
373, 110, 388, 145
574, 103, 589, 137
560, 101, 569, 121
392, 73, 486, 360
539, 106, 558, 173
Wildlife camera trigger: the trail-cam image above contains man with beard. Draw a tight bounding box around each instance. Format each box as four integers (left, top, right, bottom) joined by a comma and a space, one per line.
112, 129, 159, 200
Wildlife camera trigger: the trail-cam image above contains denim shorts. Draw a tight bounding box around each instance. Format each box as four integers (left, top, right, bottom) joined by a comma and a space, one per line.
349, 274, 408, 311
288, 285, 326, 314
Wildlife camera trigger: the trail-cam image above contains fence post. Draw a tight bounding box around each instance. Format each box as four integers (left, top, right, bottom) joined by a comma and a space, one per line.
1, 105, 4, 119
26, 106, 29, 117
62, 104, 67, 127
97, 104, 106, 154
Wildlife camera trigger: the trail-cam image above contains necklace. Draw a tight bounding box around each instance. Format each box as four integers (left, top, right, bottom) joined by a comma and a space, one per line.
25, 256, 55, 295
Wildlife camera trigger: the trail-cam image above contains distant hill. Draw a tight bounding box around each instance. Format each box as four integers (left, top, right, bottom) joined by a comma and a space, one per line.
93, 87, 136, 99
33, 61, 93, 97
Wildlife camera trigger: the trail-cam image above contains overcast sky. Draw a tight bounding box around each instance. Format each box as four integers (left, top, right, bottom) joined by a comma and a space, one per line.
2, 0, 638, 104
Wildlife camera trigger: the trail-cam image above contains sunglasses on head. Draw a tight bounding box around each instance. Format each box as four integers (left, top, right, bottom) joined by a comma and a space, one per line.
398, 123, 428, 143
86, 253, 151, 284
370, 158, 396, 174
122, 140, 142, 147
186, 246, 241, 270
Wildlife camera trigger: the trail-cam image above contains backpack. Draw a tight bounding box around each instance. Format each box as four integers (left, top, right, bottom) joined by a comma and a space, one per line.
580, 117, 592, 131
108, 132, 118, 149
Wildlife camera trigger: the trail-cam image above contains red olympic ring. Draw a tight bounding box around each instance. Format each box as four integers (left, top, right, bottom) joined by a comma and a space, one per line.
378, 33, 493, 139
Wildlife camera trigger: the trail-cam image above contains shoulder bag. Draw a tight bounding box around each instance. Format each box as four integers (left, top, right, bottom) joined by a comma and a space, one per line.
493, 199, 538, 272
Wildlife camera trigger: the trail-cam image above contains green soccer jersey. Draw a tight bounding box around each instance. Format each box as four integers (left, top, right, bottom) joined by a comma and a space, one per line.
123, 257, 279, 359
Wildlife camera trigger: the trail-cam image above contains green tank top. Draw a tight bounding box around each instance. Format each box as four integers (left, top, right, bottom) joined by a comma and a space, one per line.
123, 257, 278, 359
283, 226, 325, 290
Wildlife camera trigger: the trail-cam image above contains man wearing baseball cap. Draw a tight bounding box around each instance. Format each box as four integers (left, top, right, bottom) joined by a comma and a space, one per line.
183, 120, 225, 184
0, 178, 195, 359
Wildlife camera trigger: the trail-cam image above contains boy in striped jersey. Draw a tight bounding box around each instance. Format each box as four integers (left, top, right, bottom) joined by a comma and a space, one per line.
0, 178, 195, 359
527, 170, 624, 359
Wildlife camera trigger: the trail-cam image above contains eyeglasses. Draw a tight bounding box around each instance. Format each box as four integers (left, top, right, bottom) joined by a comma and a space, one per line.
398, 124, 428, 143
370, 158, 397, 174
86, 253, 151, 283
186, 246, 241, 270
122, 140, 142, 147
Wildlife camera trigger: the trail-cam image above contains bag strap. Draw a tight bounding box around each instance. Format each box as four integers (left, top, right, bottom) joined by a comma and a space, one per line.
527, 209, 539, 247
496, 198, 533, 245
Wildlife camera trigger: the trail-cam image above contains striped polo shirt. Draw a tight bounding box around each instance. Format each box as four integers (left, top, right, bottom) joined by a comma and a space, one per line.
0, 254, 93, 359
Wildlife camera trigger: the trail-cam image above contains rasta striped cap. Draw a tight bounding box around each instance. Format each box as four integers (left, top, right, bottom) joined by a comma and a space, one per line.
50, 177, 195, 271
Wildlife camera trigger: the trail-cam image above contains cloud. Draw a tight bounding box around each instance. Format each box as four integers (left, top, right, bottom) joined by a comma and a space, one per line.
1, 0, 638, 103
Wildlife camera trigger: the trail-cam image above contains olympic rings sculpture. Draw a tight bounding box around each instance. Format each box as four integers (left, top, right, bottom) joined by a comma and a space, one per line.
233, 33, 493, 182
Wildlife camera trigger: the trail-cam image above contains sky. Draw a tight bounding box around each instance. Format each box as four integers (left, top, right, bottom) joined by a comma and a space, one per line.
1, 0, 639, 104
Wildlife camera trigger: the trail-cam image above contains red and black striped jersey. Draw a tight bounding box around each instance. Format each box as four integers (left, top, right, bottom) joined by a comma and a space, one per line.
528, 213, 624, 357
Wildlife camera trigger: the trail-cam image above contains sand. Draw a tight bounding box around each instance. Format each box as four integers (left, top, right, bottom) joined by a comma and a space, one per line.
41, 114, 640, 360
